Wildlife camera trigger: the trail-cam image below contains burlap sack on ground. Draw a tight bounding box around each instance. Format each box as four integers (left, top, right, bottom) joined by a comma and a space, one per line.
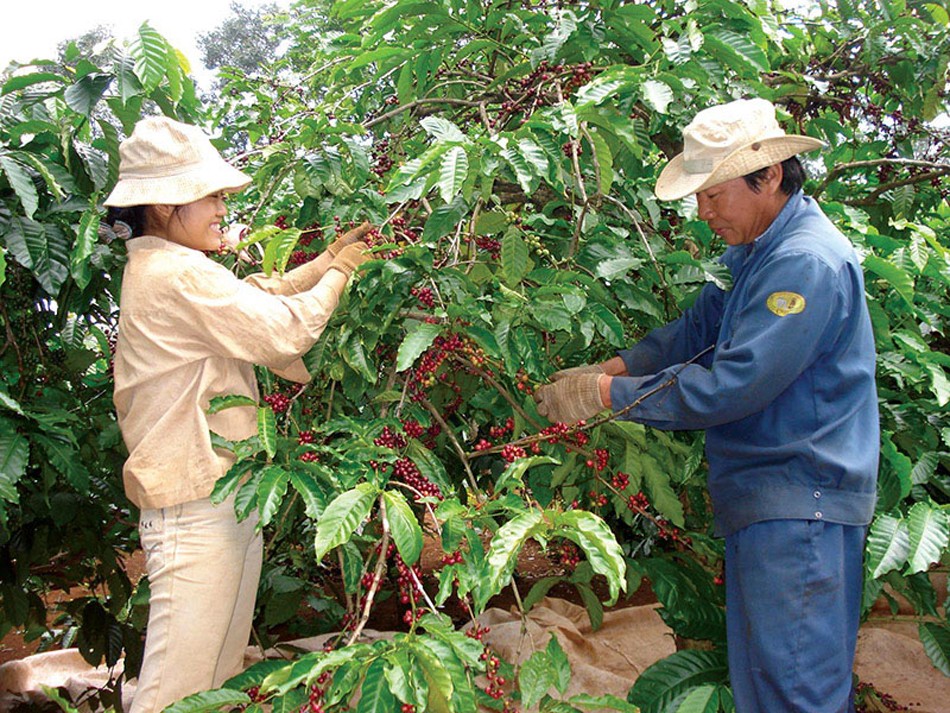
476, 597, 675, 703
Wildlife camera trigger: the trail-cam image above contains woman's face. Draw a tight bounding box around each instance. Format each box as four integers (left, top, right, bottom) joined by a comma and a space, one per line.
151, 192, 228, 251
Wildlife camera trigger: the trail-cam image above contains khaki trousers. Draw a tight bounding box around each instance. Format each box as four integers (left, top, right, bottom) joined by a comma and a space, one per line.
130, 496, 263, 713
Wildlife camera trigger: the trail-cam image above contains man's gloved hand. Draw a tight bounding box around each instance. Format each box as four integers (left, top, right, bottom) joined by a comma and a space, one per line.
550, 363, 605, 381
533, 373, 605, 425
327, 221, 375, 256
328, 241, 371, 277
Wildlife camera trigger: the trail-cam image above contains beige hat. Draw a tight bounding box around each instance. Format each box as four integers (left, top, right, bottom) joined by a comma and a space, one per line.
104, 116, 251, 207
654, 98, 824, 201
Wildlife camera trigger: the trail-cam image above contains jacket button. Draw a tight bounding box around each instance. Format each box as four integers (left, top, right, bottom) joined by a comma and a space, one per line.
815, 511, 823, 519
813, 490, 821, 499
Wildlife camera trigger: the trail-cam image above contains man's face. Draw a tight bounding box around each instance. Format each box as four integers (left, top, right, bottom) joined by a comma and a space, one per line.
695, 175, 782, 247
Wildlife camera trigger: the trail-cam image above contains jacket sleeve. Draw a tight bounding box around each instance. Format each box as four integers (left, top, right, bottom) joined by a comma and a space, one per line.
610, 251, 849, 429
242, 251, 334, 296
167, 259, 342, 372
617, 280, 725, 376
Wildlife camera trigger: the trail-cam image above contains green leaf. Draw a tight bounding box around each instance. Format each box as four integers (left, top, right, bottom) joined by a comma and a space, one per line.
702, 28, 769, 74
257, 465, 290, 528
479, 509, 546, 610
383, 490, 423, 565
2, 72, 64, 94
39, 687, 80, 713
131, 22, 169, 94
0, 422, 28, 503
642, 456, 685, 527
413, 641, 454, 712
672, 684, 720, 713
35, 433, 89, 491
627, 649, 728, 713
163, 688, 251, 712
356, 659, 396, 713
587, 129, 614, 195
289, 469, 330, 520
546, 634, 571, 695
905, 502, 949, 575
406, 440, 451, 496
69, 207, 100, 290
63, 73, 113, 116
568, 693, 639, 712
495, 455, 559, 493
257, 407, 277, 460
210, 461, 254, 506
314, 483, 377, 561
864, 254, 915, 308
502, 144, 540, 195
519, 649, 555, 709
641, 79, 674, 114
501, 228, 530, 286
554, 510, 626, 606
422, 197, 466, 242
208, 394, 259, 414
262, 229, 302, 275
396, 321, 442, 372
16, 152, 67, 202
438, 146, 469, 203
919, 622, 950, 676
340, 330, 377, 383
867, 513, 910, 578
0, 155, 39, 219
6, 217, 70, 295
420, 116, 467, 143
925, 363, 950, 406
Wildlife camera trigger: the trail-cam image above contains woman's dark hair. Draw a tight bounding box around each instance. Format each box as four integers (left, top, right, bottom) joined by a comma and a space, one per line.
106, 205, 149, 238
743, 156, 806, 195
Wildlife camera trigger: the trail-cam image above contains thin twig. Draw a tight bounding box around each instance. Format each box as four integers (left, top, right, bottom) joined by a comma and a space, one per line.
812, 157, 950, 199
420, 396, 480, 493
449, 353, 544, 431
602, 194, 674, 316
346, 495, 390, 646
364, 97, 482, 129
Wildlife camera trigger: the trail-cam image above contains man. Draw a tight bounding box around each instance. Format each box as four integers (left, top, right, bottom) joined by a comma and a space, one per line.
533, 98, 879, 712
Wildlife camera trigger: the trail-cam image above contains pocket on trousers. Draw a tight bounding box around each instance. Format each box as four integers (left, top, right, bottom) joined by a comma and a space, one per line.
138, 510, 167, 575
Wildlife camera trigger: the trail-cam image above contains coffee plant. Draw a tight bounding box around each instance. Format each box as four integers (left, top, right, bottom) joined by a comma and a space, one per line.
2, 1, 949, 712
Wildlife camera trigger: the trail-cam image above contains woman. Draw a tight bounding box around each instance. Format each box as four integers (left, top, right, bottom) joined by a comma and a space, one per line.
104, 116, 372, 712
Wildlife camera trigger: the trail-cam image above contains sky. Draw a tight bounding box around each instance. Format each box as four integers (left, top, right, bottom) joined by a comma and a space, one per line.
1, 0, 286, 82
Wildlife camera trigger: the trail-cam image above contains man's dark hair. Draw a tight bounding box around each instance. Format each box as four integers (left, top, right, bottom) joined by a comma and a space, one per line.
743, 156, 806, 195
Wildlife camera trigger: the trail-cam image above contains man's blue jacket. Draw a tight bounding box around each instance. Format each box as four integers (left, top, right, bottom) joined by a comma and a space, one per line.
609, 191, 879, 536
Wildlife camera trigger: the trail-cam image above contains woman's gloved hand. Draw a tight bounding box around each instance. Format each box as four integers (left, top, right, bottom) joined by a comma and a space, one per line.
327, 222, 376, 256
328, 241, 372, 277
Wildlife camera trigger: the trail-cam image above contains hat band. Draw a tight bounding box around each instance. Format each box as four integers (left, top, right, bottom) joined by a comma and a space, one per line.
683, 157, 715, 174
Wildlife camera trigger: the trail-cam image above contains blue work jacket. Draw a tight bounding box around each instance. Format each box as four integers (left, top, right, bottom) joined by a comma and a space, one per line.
610, 191, 879, 536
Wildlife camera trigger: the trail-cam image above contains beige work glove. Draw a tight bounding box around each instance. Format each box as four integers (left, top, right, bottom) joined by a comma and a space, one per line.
327, 221, 376, 256
550, 363, 605, 380
328, 241, 371, 277
533, 373, 605, 425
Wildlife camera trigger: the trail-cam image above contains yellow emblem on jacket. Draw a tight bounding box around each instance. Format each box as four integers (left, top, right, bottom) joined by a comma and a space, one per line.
767, 291, 806, 316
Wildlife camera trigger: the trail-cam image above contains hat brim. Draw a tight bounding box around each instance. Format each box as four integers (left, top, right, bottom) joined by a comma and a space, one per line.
655, 135, 825, 201
103, 161, 251, 207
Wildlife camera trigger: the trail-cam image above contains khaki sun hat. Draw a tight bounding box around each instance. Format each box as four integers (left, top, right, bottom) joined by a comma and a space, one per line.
654, 98, 825, 201
103, 116, 251, 207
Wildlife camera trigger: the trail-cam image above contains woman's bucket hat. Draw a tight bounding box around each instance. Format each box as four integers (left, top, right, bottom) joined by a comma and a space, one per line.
104, 116, 251, 207
655, 98, 824, 201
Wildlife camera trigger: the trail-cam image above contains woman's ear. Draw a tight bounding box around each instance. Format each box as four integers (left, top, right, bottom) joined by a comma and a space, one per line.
144, 204, 173, 236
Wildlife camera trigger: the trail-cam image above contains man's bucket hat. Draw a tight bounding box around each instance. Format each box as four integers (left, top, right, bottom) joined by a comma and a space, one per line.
104, 116, 251, 207
655, 98, 825, 201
